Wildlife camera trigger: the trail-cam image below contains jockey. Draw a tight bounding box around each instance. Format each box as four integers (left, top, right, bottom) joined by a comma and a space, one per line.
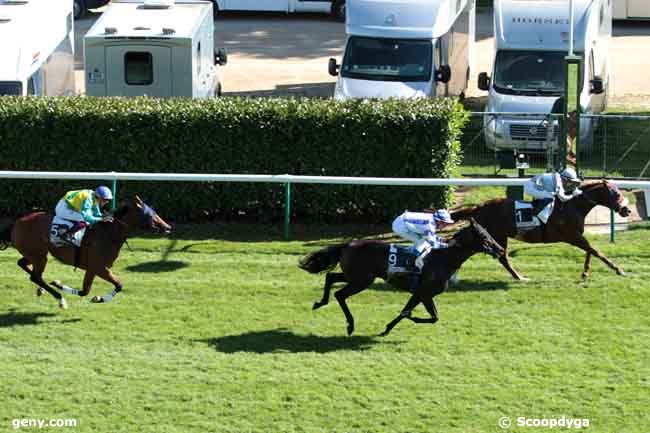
392, 209, 454, 270
523, 167, 582, 224
52, 186, 114, 247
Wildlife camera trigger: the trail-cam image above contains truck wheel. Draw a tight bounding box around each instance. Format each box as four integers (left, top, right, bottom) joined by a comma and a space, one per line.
332, 0, 345, 22
73, 0, 85, 19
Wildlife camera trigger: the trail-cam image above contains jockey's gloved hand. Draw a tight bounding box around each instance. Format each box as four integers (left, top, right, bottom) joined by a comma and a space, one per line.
572, 189, 583, 197
101, 216, 114, 223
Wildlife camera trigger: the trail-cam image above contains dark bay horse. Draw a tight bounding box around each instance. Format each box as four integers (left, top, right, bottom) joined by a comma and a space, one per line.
299, 220, 504, 336
450, 180, 632, 281
0, 196, 172, 308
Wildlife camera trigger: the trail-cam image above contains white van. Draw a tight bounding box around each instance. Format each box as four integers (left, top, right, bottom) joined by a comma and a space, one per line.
478, 0, 611, 151
328, 0, 475, 100
84, 0, 227, 98
211, 0, 346, 21
613, 0, 650, 19
0, 0, 75, 96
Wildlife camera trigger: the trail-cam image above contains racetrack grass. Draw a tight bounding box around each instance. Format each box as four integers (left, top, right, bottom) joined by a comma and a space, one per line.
0, 223, 648, 433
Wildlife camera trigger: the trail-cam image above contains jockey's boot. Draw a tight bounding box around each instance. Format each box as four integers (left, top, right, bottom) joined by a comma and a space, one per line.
414, 241, 432, 270
62, 221, 87, 246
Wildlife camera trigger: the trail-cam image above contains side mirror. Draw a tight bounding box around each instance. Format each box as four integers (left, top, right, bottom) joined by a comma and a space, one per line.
214, 48, 228, 66
328, 58, 339, 76
590, 76, 604, 94
478, 72, 490, 91
434, 65, 451, 83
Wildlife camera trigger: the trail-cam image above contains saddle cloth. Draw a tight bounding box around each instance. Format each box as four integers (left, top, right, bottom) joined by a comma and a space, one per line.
514, 200, 542, 231
49, 217, 86, 247
387, 244, 419, 275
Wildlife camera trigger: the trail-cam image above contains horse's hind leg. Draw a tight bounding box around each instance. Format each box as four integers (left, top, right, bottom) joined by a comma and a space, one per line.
19, 256, 67, 309
582, 252, 592, 280
571, 236, 624, 277
313, 272, 346, 310
334, 282, 370, 336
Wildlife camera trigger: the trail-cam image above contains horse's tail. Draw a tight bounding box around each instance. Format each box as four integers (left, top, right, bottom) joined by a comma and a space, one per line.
298, 244, 346, 274
0, 222, 14, 250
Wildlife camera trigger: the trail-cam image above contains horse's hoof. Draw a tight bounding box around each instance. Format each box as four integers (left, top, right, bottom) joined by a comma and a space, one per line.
58, 298, 68, 309
36, 287, 44, 297
518, 277, 531, 282
312, 302, 324, 310
346, 324, 354, 336
617, 269, 626, 277
91, 295, 103, 303
378, 330, 389, 337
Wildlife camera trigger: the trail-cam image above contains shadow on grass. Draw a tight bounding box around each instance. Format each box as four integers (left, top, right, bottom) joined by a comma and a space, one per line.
200, 328, 384, 354
369, 279, 510, 293
125, 260, 189, 273
0, 310, 81, 328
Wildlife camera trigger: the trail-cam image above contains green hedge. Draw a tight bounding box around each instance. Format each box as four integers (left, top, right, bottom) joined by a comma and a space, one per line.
0, 97, 468, 223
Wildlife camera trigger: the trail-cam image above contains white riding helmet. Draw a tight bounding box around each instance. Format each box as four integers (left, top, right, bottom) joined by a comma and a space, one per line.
560, 167, 581, 184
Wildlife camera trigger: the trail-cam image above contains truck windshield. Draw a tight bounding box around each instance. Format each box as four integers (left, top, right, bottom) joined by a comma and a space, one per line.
341, 37, 432, 82
0, 81, 22, 96
493, 50, 566, 96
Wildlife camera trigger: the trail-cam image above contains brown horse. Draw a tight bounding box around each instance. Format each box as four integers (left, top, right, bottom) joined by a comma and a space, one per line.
450, 180, 632, 281
0, 196, 172, 308
299, 219, 505, 336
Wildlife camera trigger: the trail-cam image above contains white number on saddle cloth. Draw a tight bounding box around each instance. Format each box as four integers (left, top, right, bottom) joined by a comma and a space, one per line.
49, 217, 85, 247
387, 244, 416, 274
514, 201, 540, 230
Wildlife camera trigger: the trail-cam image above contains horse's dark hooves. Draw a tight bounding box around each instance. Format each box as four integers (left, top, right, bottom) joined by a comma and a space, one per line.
91, 295, 104, 303
346, 324, 354, 336
378, 330, 390, 337
312, 302, 324, 310
617, 269, 626, 277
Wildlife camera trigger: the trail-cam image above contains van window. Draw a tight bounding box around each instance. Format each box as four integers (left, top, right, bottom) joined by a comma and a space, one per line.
124, 52, 154, 85
493, 50, 566, 96
340, 37, 432, 82
0, 81, 22, 95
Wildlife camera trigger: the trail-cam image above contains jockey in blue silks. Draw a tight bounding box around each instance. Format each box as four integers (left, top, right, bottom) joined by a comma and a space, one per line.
524, 167, 583, 224
392, 208, 455, 270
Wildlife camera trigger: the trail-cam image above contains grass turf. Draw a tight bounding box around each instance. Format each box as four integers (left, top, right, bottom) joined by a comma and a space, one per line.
0, 223, 648, 433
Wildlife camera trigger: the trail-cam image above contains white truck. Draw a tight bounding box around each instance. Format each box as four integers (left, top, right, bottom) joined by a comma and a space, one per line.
478, 0, 611, 151
84, 0, 227, 98
0, 0, 75, 96
210, 0, 346, 21
328, 0, 475, 100
613, 0, 650, 20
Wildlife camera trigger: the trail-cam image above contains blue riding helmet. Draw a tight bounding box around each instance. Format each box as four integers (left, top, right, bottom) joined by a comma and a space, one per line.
432, 209, 454, 224
95, 185, 113, 201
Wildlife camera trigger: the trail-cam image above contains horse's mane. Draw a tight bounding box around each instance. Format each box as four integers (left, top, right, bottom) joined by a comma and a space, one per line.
112, 204, 131, 220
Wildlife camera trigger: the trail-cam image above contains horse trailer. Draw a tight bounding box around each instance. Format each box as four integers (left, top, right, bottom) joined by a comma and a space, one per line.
328, 0, 475, 100
0, 0, 75, 96
478, 0, 611, 152
84, 0, 227, 98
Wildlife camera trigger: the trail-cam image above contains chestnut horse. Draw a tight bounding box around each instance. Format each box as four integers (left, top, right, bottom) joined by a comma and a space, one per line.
0, 196, 172, 308
450, 180, 632, 281
299, 219, 505, 336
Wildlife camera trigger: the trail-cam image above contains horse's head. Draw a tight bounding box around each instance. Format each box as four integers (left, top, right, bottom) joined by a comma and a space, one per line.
582, 180, 632, 218
115, 196, 173, 234
451, 218, 505, 259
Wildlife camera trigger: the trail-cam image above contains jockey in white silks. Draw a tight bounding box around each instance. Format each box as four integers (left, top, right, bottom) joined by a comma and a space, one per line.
523, 167, 583, 224
392, 209, 455, 270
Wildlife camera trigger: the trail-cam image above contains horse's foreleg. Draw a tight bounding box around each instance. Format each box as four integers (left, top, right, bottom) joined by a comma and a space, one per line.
497, 238, 529, 281
379, 294, 421, 337
334, 283, 368, 336
313, 272, 346, 310
582, 252, 593, 280
91, 268, 123, 303
571, 237, 625, 277
407, 295, 439, 325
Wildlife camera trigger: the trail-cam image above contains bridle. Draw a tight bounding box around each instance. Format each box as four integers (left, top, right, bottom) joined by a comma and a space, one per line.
580, 180, 628, 213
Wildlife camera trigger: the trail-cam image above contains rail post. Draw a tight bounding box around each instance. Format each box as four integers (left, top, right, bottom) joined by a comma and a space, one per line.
610, 208, 616, 243
284, 181, 291, 240
111, 178, 117, 210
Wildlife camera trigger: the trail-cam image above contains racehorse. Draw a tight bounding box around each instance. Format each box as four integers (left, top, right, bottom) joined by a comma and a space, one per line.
299, 219, 504, 336
0, 196, 172, 308
450, 180, 632, 281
